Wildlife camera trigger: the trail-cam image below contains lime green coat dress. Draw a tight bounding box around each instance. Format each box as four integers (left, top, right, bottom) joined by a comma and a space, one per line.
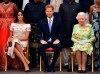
71, 24, 95, 55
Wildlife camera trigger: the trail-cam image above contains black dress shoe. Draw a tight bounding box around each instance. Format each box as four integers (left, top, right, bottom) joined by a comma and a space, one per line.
44, 69, 47, 72
44, 68, 49, 72
81, 70, 86, 73
78, 70, 82, 73
25, 69, 30, 72
51, 68, 55, 72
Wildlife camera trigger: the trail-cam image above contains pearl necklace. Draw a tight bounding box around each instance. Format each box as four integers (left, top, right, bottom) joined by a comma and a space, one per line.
3, 2, 10, 6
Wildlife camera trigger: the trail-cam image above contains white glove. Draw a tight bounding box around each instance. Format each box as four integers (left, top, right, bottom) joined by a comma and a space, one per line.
79, 41, 84, 45
76, 41, 83, 45
76, 40, 85, 45
82, 40, 89, 43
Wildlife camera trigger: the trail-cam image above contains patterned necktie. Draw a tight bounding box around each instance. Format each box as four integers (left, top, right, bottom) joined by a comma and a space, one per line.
48, 19, 52, 33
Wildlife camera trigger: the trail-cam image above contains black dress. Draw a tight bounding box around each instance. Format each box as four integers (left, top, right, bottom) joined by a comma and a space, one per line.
24, 2, 46, 67
92, 5, 100, 70
79, 0, 94, 12
10, 0, 23, 10
24, 2, 46, 43
59, 1, 81, 48
0, 0, 3, 2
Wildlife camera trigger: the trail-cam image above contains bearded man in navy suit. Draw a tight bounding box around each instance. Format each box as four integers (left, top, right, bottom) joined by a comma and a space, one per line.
37, 4, 64, 72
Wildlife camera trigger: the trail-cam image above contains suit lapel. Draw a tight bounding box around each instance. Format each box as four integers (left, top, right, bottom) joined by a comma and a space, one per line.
51, 17, 56, 33
45, 18, 51, 34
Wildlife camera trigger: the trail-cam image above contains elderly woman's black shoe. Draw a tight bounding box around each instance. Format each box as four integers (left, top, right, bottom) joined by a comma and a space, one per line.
81, 70, 86, 73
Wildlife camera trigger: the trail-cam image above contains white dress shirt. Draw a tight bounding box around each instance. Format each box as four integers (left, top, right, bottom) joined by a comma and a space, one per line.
50, 0, 63, 12
22, 0, 29, 10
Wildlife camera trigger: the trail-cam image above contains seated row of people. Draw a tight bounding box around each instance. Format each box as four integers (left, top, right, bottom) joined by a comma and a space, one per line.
0, 0, 99, 72
6, 5, 95, 73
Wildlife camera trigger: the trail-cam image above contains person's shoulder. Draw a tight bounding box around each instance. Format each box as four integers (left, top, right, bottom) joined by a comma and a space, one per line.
86, 24, 92, 27
74, 2, 80, 7
11, 22, 15, 25
10, 2, 17, 7
25, 23, 30, 25
54, 15, 61, 21
0, 2, 2, 5
91, 4, 94, 7
75, 24, 79, 26
74, 24, 79, 28
25, 23, 31, 27
74, 2, 80, 5
10, 2, 15, 5
27, 2, 33, 5
60, 2, 66, 6
39, 18, 47, 24
26, 23, 31, 26
11, 22, 16, 26
25, 2, 33, 7
40, 2, 46, 8
41, 2, 46, 5
90, 4, 94, 10
0, 3, 2, 6
40, 18, 47, 22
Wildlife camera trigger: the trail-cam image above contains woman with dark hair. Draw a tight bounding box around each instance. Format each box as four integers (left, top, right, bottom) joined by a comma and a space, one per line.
0, 0, 18, 70
15, 10, 26, 22
7, 10, 31, 72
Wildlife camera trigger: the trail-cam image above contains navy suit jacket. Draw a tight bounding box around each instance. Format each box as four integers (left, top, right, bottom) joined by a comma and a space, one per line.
37, 16, 64, 42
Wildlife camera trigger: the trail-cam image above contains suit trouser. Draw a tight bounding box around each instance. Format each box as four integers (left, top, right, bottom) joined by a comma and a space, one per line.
38, 42, 62, 69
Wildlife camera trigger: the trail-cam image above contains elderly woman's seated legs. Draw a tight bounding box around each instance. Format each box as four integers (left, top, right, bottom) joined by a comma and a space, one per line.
82, 51, 87, 72
76, 50, 82, 72
76, 50, 87, 73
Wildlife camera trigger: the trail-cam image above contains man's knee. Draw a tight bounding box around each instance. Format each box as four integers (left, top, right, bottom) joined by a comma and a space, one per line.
54, 43, 61, 50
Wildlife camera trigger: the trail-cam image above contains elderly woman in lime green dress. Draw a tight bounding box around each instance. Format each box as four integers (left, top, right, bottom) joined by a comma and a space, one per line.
71, 12, 95, 73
